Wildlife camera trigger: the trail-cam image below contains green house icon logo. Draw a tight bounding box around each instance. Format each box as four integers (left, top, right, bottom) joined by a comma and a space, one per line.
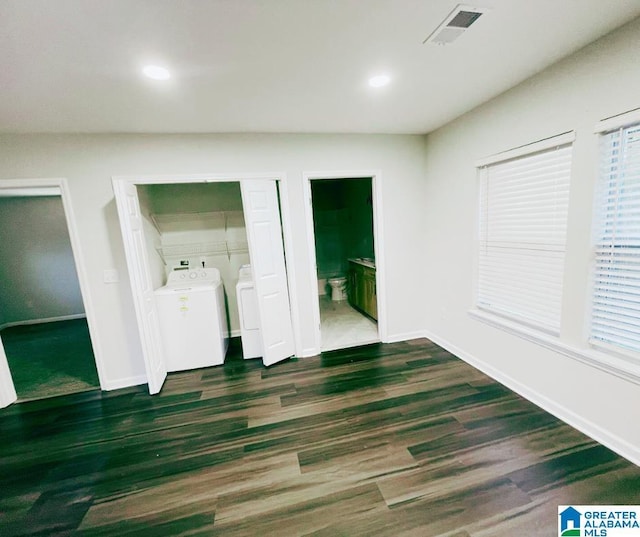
560, 506, 581, 536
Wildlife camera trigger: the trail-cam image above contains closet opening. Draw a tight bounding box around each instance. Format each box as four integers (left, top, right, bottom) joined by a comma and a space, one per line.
137, 182, 252, 371
114, 175, 296, 395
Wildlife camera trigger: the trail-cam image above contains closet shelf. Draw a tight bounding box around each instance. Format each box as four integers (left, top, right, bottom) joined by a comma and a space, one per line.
156, 240, 249, 262
150, 210, 249, 263
150, 211, 244, 234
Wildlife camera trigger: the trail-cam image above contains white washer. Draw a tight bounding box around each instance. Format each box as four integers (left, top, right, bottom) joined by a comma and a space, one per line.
236, 264, 262, 359
154, 268, 229, 372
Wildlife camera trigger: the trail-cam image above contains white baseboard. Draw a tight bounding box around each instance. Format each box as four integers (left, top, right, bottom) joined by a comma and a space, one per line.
384, 330, 426, 344
0, 313, 86, 331
422, 329, 640, 467
103, 374, 147, 391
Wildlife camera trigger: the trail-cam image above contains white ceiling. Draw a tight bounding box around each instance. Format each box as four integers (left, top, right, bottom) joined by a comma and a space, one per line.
1, 0, 639, 135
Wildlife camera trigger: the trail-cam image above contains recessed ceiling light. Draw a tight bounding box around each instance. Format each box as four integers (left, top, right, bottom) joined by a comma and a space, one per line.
369, 74, 391, 88
142, 65, 171, 81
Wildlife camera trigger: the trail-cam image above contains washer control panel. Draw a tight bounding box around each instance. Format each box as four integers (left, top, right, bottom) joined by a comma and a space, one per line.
166, 268, 221, 286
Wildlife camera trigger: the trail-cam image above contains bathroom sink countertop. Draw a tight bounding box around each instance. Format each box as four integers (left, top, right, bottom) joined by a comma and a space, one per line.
348, 257, 376, 269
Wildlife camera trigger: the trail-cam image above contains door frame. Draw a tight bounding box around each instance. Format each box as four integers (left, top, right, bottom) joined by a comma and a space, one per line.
111, 172, 302, 386
0, 177, 107, 407
301, 170, 387, 355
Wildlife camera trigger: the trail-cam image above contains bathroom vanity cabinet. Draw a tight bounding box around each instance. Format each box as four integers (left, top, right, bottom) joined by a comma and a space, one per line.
348, 259, 377, 320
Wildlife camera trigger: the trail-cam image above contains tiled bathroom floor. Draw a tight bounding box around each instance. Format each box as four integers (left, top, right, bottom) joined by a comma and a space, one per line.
319, 295, 379, 351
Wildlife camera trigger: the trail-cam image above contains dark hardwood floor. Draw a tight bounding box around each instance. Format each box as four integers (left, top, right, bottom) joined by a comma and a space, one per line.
0, 338, 638, 536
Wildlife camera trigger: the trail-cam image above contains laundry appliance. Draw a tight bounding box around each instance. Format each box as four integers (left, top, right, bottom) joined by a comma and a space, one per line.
236, 264, 262, 359
154, 268, 229, 371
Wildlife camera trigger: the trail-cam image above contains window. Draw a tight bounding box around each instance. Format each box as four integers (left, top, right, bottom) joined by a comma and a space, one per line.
477, 136, 573, 334
591, 122, 640, 355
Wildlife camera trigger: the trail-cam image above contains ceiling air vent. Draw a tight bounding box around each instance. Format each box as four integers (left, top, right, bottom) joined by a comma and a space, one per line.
424, 4, 487, 45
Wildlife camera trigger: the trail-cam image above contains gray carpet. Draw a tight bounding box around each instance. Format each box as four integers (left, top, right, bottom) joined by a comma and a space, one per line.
1, 319, 100, 401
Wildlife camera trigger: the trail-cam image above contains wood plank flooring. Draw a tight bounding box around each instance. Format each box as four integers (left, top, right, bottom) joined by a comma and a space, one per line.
0, 338, 638, 536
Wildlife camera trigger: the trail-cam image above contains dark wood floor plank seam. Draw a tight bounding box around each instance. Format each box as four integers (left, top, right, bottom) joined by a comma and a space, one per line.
1, 338, 638, 537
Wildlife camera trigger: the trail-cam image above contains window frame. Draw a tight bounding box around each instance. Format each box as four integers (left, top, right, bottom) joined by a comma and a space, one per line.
474, 131, 575, 335
469, 122, 640, 384
589, 117, 640, 360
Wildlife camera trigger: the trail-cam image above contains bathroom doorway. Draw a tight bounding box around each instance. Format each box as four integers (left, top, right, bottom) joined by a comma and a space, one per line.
304, 174, 383, 352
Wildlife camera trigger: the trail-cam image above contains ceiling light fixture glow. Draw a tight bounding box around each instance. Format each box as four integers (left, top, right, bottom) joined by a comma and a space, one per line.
369, 74, 391, 88
143, 65, 171, 80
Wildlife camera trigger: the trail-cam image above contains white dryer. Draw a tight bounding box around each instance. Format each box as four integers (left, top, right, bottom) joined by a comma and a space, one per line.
154, 268, 229, 372
236, 264, 262, 359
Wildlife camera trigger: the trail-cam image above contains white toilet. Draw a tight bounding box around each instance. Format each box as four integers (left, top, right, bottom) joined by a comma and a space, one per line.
328, 277, 348, 301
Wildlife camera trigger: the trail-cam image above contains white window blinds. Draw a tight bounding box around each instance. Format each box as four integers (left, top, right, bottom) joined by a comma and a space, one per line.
591, 123, 640, 354
478, 143, 573, 333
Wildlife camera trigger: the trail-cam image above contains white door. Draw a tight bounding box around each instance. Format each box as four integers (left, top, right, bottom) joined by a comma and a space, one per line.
0, 340, 17, 408
241, 180, 295, 366
113, 180, 167, 394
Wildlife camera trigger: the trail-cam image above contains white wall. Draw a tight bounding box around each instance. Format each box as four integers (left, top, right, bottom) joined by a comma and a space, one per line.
0, 134, 428, 388
0, 195, 85, 326
144, 182, 244, 214
422, 17, 640, 462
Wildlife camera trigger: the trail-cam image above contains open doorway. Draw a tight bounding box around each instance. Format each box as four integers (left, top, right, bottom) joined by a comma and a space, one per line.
308, 177, 380, 351
0, 187, 100, 402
